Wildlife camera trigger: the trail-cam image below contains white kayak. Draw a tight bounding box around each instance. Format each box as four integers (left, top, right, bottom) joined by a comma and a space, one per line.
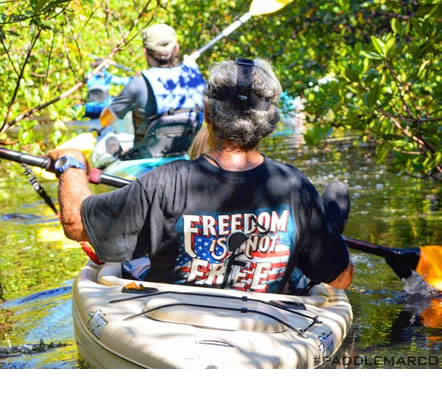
72, 262, 353, 369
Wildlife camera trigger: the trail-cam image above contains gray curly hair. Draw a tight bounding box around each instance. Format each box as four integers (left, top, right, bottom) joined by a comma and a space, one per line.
204, 58, 282, 150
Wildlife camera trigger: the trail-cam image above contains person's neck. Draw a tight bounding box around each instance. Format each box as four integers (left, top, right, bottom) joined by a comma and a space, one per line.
204, 147, 264, 172
146, 52, 178, 68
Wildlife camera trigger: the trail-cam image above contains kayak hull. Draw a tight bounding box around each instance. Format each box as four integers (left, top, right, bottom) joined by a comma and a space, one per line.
73, 302, 141, 369
72, 262, 353, 369
90, 131, 188, 180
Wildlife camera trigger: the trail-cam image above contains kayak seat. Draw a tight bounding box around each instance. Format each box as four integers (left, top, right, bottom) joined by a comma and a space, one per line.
87, 86, 109, 103
123, 108, 202, 160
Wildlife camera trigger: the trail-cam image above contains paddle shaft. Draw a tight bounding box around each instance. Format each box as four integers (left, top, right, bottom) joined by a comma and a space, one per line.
88, 54, 133, 72
343, 236, 421, 279
188, 0, 295, 60
104, 61, 133, 73
189, 12, 252, 61
343, 236, 396, 258
0, 147, 131, 188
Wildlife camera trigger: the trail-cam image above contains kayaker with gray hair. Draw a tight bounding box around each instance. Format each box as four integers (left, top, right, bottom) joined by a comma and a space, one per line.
204, 58, 281, 150
99, 23, 206, 158
48, 57, 353, 292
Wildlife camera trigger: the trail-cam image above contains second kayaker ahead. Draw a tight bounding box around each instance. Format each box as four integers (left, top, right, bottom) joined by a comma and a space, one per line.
99, 23, 206, 159
48, 57, 353, 292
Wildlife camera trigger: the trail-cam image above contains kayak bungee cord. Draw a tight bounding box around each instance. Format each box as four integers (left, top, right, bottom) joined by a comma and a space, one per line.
111, 288, 322, 325
124, 301, 315, 338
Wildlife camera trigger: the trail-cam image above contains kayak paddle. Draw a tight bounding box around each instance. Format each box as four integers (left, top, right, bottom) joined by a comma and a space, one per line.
88, 54, 134, 73
344, 236, 442, 291
22, 163, 58, 215
188, 0, 295, 61
0, 146, 131, 188
2, 146, 440, 290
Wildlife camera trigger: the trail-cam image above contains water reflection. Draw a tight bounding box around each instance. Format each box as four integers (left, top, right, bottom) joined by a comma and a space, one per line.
0, 285, 78, 369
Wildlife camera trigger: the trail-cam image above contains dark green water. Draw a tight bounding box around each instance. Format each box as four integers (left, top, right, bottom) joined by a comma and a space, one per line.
0, 132, 441, 368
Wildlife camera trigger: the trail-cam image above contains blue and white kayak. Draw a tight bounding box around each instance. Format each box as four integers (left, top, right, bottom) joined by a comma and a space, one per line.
91, 131, 187, 181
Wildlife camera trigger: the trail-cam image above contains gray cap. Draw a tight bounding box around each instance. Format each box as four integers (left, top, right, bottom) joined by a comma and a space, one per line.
142, 24, 177, 59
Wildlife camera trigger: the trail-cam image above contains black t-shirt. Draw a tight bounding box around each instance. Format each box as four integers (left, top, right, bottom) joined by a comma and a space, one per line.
81, 156, 349, 292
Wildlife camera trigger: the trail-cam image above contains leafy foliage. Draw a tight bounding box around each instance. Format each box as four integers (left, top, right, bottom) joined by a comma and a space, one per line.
0, 0, 440, 179
296, 1, 441, 180
0, 0, 159, 147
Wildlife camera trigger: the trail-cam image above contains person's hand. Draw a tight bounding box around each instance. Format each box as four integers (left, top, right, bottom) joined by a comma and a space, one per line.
46, 148, 89, 174
328, 261, 354, 290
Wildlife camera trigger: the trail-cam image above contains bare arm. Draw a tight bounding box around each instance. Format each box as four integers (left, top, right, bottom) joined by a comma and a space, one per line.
47, 148, 92, 242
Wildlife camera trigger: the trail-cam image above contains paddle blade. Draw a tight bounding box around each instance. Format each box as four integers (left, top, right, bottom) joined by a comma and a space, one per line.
249, 0, 294, 16
416, 246, 442, 291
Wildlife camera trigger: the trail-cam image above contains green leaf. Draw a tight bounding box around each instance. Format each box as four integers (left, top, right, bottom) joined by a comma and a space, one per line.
32, 0, 60, 13
391, 18, 402, 34
384, 37, 396, 58
344, 67, 360, 83
430, 4, 442, 18
6, 30, 19, 37
364, 69, 379, 83
376, 143, 391, 163
51, 129, 63, 146
371, 36, 385, 56
392, 139, 409, 148
303, 125, 334, 146
415, 4, 437, 18
378, 94, 393, 108
19, 129, 32, 145
360, 50, 383, 60
411, 18, 426, 38
417, 59, 431, 77
364, 85, 380, 107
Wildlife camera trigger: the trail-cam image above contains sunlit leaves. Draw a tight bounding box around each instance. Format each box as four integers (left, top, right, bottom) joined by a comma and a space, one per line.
0, 1, 162, 149
371, 36, 385, 57
291, 1, 441, 179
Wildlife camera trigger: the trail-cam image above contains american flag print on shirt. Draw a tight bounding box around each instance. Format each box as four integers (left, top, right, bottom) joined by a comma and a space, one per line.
174, 205, 296, 293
